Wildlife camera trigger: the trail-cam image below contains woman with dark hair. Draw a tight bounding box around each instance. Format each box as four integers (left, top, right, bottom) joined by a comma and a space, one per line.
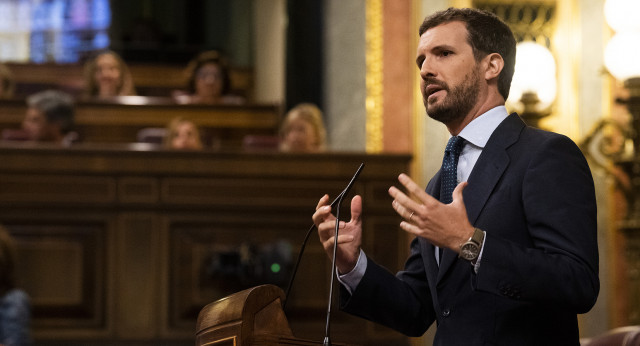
83, 50, 137, 99
0, 226, 31, 346
174, 51, 244, 105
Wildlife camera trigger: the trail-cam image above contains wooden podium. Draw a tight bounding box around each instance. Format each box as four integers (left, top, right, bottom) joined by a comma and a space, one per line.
195, 284, 352, 346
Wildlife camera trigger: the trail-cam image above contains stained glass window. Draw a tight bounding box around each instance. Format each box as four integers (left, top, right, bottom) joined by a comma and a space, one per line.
0, 0, 111, 63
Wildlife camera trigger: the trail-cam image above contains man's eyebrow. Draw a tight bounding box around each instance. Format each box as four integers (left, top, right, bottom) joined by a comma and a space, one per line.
431, 44, 455, 52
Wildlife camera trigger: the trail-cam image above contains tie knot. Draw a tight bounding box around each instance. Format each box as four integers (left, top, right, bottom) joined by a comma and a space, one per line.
445, 136, 464, 156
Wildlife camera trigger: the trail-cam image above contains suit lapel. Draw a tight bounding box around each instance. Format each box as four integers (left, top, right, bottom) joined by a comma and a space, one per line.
437, 113, 525, 279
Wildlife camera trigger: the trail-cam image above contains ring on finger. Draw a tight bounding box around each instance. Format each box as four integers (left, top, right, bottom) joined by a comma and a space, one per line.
409, 211, 415, 221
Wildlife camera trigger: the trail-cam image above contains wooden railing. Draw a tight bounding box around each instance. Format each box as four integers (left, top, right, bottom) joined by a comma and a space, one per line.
6, 62, 253, 98
0, 98, 281, 148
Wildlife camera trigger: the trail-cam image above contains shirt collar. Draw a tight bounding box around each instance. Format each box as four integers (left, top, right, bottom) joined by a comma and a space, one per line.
458, 105, 509, 149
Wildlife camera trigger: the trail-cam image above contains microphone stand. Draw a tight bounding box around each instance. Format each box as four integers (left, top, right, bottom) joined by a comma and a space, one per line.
283, 163, 364, 311
323, 190, 346, 346
279, 162, 364, 346
282, 192, 344, 311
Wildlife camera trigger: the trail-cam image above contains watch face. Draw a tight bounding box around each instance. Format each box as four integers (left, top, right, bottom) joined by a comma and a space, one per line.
460, 243, 479, 261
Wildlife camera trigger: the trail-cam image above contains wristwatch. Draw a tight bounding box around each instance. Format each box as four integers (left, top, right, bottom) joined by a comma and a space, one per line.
459, 228, 485, 262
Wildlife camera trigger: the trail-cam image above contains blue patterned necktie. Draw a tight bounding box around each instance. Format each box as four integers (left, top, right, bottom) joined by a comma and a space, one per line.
440, 136, 465, 204
436, 136, 464, 265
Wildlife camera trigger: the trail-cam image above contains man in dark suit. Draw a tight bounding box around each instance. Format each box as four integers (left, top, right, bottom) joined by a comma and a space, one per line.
312, 7, 599, 346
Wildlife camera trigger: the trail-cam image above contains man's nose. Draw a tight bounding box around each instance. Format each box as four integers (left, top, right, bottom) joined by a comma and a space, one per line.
419, 58, 436, 79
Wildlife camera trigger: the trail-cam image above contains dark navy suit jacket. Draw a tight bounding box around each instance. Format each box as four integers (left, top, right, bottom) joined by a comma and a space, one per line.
341, 114, 599, 346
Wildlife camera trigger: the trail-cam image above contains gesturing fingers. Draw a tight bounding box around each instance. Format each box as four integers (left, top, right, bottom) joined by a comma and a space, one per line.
397, 173, 438, 205
388, 173, 438, 222
315, 194, 330, 211
391, 198, 418, 223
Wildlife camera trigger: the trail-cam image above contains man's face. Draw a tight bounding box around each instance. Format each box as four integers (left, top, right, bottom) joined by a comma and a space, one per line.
416, 21, 481, 124
22, 107, 55, 141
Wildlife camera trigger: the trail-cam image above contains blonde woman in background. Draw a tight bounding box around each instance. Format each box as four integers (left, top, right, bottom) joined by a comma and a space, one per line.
279, 103, 327, 152
83, 50, 136, 99
163, 117, 203, 150
0, 63, 15, 99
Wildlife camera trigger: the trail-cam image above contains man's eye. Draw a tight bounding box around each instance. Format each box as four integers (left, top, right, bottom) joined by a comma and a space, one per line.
441, 51, 451, 57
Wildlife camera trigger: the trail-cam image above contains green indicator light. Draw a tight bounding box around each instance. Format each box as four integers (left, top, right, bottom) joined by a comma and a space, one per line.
270, 263, 281, 273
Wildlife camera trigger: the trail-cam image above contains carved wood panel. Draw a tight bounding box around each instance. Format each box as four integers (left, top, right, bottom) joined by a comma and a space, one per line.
2, 217, 110, 337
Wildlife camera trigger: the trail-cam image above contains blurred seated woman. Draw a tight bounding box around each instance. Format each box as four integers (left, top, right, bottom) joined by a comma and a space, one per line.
0, 225, 31, 346
21, 90, 77, 146
279, 103, 327, 153
0, 63, 15, 99
174, 51, 244, 105
83, 50, 136, 99
163, 117, 204, 150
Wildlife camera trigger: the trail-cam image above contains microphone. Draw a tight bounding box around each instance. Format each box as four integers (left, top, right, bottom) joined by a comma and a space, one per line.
282, 162, 365, 317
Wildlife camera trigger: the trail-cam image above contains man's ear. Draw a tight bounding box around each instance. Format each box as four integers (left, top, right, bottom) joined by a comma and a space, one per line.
484, 53, 504, 81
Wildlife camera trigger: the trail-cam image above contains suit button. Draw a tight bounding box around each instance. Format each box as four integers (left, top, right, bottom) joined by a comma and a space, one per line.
442, 309, 451, 317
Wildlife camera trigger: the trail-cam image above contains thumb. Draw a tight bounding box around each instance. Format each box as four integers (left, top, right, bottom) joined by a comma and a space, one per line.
452, 181, 468, 204
350, 195, 363, 223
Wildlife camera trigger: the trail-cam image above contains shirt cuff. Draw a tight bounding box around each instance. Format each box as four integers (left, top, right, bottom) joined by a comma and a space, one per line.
337, 249, 367, 295
473, 231, 487, 273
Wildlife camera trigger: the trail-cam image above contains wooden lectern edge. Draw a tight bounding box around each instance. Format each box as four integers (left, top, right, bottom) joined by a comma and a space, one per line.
195, 284, 357, 346
195, 284, 295, 345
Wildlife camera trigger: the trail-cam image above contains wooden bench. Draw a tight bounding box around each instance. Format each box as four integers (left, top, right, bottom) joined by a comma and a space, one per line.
6, 62, 253, 98
0, 97, 281, 148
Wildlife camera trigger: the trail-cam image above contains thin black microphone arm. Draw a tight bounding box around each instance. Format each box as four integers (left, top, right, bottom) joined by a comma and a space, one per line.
323, 189, 346, 346
282, 163, 365, 312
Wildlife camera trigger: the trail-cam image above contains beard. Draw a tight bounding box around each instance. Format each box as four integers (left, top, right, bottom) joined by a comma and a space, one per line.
424, 67, 481, 124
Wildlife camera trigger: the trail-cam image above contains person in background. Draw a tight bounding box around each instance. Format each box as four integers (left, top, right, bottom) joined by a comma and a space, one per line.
174, 51, 244, 105
22, 90, 76, 146
163, 116, 203, 150
83, 50, 136, 99
279, 103, 327, 153
0, 63, 15, 99
0, 225, 31, 346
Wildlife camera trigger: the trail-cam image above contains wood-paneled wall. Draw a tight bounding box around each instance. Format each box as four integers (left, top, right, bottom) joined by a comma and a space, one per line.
0, 144, 412, 346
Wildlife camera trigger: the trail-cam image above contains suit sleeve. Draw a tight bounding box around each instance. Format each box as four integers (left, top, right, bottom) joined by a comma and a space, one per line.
340, 237, 437, 336
474, 134, 599, 313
